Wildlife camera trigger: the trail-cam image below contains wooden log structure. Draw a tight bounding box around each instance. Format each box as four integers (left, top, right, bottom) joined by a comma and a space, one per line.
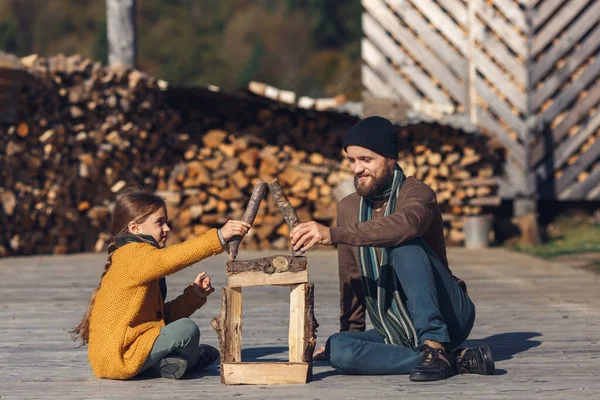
212, 255, 316, 385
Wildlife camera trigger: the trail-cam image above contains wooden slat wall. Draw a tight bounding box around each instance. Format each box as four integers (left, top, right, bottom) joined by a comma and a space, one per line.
362, 0, 600, 200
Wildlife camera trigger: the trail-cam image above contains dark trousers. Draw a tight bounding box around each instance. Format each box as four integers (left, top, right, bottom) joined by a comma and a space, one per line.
326, 238, 475, 375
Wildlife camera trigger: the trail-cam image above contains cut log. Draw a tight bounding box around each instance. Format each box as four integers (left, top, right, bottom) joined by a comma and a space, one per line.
267, 179, 302, 256
226, 255, 308, 287
211, 286, 243, 381
228, 181, 267, 261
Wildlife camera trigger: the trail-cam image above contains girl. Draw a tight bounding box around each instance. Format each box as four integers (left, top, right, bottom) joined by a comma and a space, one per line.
72, 187, 250, 380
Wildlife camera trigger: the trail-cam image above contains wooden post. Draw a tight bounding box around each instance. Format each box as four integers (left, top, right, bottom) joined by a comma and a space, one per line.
289, 284, 306, 363
516, 6, 541, 245
466, 0, 478, 125
211, 286, 243, 378
106, 0, 137, 67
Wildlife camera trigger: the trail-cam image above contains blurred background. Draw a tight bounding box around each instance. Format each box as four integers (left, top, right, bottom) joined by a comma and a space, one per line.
0, 0, 362, 99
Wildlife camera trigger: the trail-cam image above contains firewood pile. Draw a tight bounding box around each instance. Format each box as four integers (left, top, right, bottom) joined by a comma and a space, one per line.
0, 54, 504, 258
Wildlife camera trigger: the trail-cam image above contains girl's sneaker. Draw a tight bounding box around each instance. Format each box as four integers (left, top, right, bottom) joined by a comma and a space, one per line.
153, 356, 188, 379
194, 344, 220, 371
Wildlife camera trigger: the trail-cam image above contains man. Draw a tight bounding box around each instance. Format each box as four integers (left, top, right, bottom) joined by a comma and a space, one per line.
290, 116, 495, 381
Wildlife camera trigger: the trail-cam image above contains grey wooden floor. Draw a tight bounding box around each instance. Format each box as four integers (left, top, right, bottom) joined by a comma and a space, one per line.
1, 248, 599, 399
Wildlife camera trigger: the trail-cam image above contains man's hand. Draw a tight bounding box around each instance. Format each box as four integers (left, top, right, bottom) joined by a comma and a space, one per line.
313, 345, 327, 361
290, 221, 332, 252
192, 272, 214, 299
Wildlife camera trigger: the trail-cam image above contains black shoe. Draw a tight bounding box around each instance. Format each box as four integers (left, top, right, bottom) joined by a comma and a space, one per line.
152, 356, 188, 379
455, 344, 495, 375
194, 344, 220, 371
409, 344, 455, 382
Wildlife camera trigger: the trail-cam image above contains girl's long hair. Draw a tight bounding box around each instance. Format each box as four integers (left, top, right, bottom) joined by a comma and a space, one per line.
71, 187, 166, 345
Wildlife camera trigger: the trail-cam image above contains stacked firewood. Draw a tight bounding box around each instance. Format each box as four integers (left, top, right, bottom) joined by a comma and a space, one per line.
395, 124, 504, 243
0, 54, 187, 256
152, 130, 352, 250
0, 54, 504, 257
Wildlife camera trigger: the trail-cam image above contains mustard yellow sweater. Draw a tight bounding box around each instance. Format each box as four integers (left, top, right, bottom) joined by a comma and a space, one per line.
88, 229, 224, 379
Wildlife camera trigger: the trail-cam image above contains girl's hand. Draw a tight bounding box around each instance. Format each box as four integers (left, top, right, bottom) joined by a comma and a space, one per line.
192, 272, 214, 299
220, 220, 251, 242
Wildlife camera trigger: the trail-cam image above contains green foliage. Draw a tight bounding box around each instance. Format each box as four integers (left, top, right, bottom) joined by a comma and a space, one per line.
94, 19, 108, 65
0, 0, 362, 99
513, 215, 600, 258
0, 19, 19, 53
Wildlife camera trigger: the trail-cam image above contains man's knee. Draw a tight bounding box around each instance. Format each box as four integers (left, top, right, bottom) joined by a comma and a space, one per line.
388, 238, 429, 267
327, 333, 356, 374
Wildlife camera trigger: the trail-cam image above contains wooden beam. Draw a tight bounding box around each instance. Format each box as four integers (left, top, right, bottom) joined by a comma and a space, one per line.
540, 59, 600, 124
212, 286, 243, 376
301, 283, 317, 372
227, 255, 307, 275
468, 196, 501, 206
555, 139, 600, 193
531, 1, 599, 83
477, 107, 526, 168
362, 64, 398, 100
106, 0, 137, 67
435, 0, 468, 26
397, 0, 468, 79
491, 0, 527, 32
535, 111, 600, 179
467, 0, 478, 124
407, 0, 467, 54
531, 23, 600, 110
475, 77, 528, 140
475, 47, 527, 112
532, 0, 593, 56
531, 82, 600, 166
289, 284, 306, 363
476, 2, 527, 59
531, 0, 568, 31
363, 0, 464, 103
458, 177, 499, 186
361, 37, 421, 103
559, 162, 600, 200
227, 255, 308, 287
221, 362, 309, 385
362, 12, 450, 103
586, 181, 600, 200
228, 270, 308, 288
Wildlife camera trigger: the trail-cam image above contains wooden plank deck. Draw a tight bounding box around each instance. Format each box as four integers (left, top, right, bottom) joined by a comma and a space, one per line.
1, 248, 599, 399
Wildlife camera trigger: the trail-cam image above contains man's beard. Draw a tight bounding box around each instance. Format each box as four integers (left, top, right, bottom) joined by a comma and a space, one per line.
354, 166, 394, 198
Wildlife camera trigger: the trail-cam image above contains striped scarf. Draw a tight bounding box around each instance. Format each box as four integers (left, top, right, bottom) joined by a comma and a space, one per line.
358, 165, 418, 348
115, 233, 167, 301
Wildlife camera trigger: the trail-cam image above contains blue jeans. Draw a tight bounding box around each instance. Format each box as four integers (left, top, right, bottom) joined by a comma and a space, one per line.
326, 238, 475, 375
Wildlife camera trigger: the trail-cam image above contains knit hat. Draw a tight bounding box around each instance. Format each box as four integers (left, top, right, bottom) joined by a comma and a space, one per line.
343, 116, 399, 159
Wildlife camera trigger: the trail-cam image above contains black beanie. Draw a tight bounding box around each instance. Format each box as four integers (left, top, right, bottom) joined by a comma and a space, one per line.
343, 116, 398, 159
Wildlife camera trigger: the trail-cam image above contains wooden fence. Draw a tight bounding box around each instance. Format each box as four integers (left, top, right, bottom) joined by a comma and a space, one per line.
362, 0, 599, 200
